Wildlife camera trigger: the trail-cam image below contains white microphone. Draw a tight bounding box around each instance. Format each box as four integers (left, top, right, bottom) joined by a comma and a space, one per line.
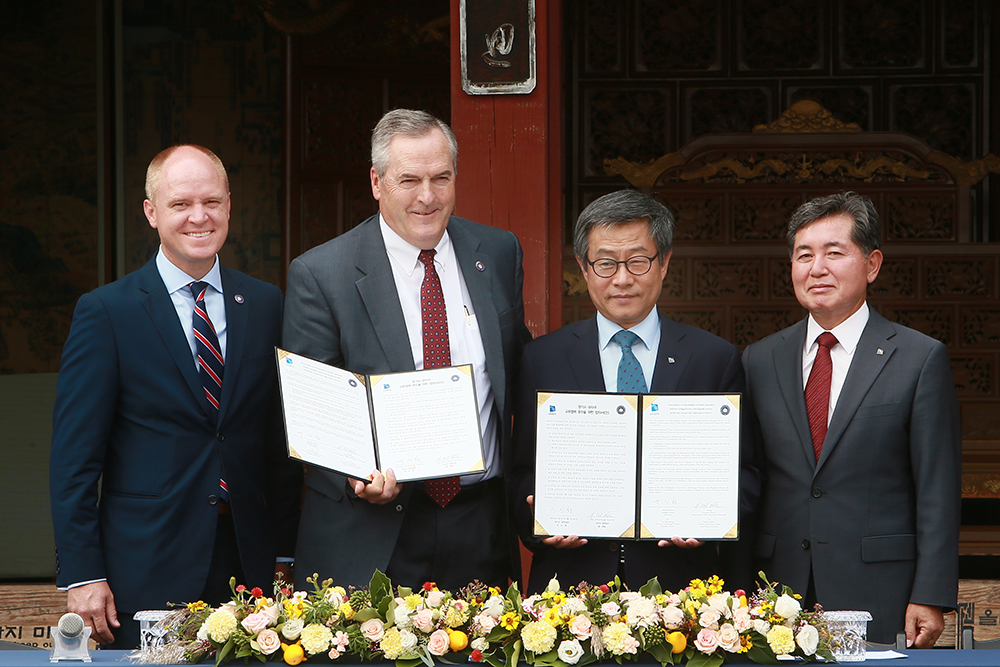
50, 612, 92, 662
57, 613, 85, 639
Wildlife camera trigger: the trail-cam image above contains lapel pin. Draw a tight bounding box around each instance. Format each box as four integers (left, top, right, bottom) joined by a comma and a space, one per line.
876, 348, 883, 355
476, 261, 485, 272
234, 294, 244, 304
667, 357, 675, 364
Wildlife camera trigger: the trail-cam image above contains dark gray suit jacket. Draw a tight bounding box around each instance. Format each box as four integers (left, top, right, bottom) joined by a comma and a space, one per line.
742, 309, 961, 643
282, 215, 530, 587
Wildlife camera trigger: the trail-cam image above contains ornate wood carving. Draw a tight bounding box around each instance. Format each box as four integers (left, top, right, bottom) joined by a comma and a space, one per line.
753, 99, 861, 133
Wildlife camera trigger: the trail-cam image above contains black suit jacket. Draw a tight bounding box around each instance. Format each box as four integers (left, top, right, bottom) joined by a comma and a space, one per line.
742, 310, 961, 643
50, 257, 301, 614
511, 311, 759, 593
282, 215, 531, 588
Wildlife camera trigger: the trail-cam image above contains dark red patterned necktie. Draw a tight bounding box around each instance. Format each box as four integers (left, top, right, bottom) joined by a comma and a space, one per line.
805, 332, 838, 462
190, 281, 229, 502
418, 250, 461, 507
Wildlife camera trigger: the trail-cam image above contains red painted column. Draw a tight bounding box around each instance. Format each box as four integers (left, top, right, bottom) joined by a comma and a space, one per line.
450, 0, 563, 338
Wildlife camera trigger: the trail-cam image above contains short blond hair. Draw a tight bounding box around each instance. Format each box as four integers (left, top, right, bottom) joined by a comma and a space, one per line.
144, 144, 229, 201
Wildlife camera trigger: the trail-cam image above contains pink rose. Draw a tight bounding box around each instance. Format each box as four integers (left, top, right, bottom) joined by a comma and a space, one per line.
699, 608, 721, 629
427, 629, 451, 656
661, 605, 685, 629
475, 614, 496, 633
413, 609, 435, 633
426, 590, 445, 607
732, 607, 752, 633
717, 624, 741, 653
242, 612, 270, 635
256, 629, 281, 655
360, 618, 385, 642
569, 615, 592, 640
694, 628, 719, 654
601, 602, 620, 617
260, 603, 281, 626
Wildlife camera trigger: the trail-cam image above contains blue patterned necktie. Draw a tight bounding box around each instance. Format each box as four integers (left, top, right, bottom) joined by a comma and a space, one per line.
613, 329, 647, 393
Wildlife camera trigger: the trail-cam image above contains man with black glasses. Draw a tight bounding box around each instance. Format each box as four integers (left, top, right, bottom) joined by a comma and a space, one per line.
510, 189, 759, 593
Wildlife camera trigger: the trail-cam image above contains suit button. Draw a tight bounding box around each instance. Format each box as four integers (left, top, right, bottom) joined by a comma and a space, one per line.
608, 542, 618, 553
812, 488, 822, 498
395, 504, 403, 512
208, 494, 219, 505
801, 539, 810, 550
217, 434, 225, 441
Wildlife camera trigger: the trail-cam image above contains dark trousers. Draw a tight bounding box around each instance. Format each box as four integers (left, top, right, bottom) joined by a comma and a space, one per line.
104, 511, 244, 650
386, 478, 510, 591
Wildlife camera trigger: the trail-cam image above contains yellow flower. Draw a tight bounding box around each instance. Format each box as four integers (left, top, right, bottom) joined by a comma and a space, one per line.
488, 587, 502, 597
205, 609, 237, 643
521, 621, 557, 654
404, 594, 422, 610
300, 624, 333, 656
654, 594, 668, 605
187, 601, 208, 613
283, 598, 305, 619
339, 602, 354, 620
444, 600, 471, 627
500, 612, 520, 631
688, 579, 707, 598
380, 628, 403, 660
767, 625, 795, 655
740, 635, 753, 653
602, 622, 633, 655
706, 575, 724, 595
542, 607, 564, 627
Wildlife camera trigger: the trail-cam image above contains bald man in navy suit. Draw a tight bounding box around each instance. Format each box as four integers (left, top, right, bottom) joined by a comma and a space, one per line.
50, 145, 301, 648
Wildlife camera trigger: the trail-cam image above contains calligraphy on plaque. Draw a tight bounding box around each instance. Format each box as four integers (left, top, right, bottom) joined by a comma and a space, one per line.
460, 0, 536, 95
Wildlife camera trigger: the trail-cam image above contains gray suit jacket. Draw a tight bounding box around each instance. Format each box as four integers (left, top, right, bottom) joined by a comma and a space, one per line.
282, 215, 530, 587
742, 309, 960, 643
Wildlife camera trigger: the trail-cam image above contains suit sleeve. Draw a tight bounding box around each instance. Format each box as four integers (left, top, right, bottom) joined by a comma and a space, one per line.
908, 341, 961, 610
283, 257, 344, 367
50, 292, 119, 587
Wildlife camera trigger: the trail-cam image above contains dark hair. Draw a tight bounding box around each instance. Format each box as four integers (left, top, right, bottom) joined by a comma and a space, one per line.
787, 191, 880, 257
573, 190, 675, 261
371, 109, 458, 177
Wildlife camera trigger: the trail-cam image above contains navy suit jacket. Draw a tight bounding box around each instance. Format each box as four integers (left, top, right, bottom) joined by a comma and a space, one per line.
511, 311, 760, 593
742, 310, 960, 644
282, 215, 531, 588
50, 257, 301, 614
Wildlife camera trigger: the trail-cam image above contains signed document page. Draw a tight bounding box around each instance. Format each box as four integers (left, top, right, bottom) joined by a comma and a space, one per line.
368, 365, 485, 482
639, 394, 741, 540
533, 392, 639, 540
276, 349, 376, 479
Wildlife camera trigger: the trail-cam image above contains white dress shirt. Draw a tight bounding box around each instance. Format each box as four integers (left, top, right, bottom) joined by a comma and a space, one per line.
379, 215, 498, 483
596, 308, 661, 392
802, 302, 870, 425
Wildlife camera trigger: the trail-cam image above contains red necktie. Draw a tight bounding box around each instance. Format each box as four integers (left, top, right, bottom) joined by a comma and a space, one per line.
190, 281, 229, 502
805, 332, 838, 462
418, 250, 461, 507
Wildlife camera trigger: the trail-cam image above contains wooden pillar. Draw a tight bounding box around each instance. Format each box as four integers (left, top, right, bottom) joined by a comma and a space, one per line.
449, 0, 563, 338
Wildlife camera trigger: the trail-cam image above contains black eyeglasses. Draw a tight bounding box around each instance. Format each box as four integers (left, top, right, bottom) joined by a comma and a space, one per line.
586, 254, 658, 278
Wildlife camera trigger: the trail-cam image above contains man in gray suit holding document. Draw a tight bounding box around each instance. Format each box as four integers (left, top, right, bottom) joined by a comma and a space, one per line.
742, 192, 961, 647
282, 109, 530, 591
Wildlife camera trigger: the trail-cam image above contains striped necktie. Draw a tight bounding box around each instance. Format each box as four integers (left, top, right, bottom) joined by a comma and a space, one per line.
190, 281, 224, 420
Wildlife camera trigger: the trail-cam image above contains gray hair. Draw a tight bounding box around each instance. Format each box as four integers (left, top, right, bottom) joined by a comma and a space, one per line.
787, 191, 880, 257
573, 190, 675, 261
371, 109, 458, 178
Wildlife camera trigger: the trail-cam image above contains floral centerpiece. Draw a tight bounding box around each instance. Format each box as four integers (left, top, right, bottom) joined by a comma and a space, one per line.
132, 571, 832, 666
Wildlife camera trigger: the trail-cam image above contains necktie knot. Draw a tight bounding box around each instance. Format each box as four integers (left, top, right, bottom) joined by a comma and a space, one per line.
816, 331, 838, 351
190, 281, 209, 302
418, 249, 436, 268
613, 329, 641, 352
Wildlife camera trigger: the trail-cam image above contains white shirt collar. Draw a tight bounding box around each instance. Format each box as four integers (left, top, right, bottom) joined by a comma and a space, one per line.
379, 213, 452, 276
806, 302, 870, 354
596, 307, 660, 352
155, 247, 222, 295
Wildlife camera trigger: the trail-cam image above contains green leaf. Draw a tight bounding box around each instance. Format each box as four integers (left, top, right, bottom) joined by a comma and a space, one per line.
686, 651, 724, 667
483, 650, 506, 667
638, 577, 662, 598
370, 569, 393, 607
395, 659, 423, 667
645, 643, 675, 665
215, 637, 236, 665
746, 642, 780, 665
353, 608, 382, 623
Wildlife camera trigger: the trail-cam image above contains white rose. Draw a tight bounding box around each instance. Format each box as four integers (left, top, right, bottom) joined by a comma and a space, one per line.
481, 596, 504, 618
753, 619, 771, 636
601, 602, 621, 617
796, 624, 819, 655
732, 607, 753, 632
196, 621, 209, 642
476, 614, 496, 633
558, 639, 584, 665
426, 590, 445, 608
281, 618, 304, 641
626, 597, 656, 627
774, 594, 801, 621
707, 593, 731, 617
561, 598, 586, 615
619, 592, 640, 603
471, 637, 488, 651
399, 628, 418, 649
661, 605, 685, 629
